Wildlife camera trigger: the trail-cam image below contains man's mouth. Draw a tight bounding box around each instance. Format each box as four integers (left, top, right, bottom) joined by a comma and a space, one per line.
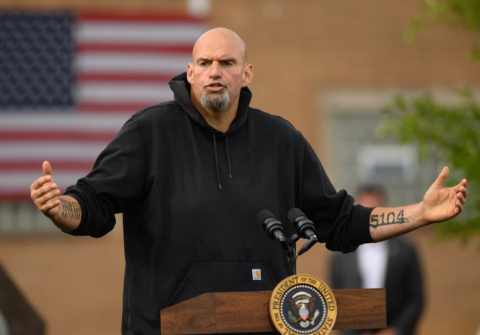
205, 83, 226, 92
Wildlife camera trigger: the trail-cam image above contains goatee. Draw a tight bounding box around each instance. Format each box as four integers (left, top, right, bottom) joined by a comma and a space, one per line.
201, 91, 230, 113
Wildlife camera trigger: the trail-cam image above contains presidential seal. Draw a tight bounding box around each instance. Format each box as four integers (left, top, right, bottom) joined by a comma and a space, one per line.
270, 274, 337, 335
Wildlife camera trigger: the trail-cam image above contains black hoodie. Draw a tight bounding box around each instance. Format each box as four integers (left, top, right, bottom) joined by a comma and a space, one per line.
65, 73, 372, 334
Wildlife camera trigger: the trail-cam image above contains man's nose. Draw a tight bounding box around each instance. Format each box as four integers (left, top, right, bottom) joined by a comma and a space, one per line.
209, 61, 222, 78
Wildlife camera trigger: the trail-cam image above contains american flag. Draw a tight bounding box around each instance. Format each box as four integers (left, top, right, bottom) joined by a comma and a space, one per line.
0, 10, 206, 201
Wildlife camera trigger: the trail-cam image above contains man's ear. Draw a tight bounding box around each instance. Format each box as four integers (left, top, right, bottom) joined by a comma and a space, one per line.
242, 63, 253, 86
186, 63, 194, 84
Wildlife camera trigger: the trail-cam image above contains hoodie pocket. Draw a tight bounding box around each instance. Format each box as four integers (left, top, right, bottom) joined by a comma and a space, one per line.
168, 260, 277, 305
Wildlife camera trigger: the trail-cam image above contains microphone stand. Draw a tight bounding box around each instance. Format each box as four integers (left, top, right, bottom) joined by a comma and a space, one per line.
281, 233, 318, 275
282, 233, 300, 275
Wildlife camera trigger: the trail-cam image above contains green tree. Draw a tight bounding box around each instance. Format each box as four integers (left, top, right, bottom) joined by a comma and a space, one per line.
382, 0, 480, 240
405, 0, 480, 60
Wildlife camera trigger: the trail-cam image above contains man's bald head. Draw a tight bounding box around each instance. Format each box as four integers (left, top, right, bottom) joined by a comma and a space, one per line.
192, 27, 247, 63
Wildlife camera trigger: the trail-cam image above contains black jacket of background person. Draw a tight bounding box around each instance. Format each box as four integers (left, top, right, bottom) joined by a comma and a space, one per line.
64, 73, 373, 335
330, 237, 424, 335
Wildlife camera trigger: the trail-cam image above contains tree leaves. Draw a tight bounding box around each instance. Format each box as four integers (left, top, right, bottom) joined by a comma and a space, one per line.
381, 93, 480, 241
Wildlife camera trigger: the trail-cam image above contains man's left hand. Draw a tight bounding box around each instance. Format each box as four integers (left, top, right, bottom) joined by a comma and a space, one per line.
420, 166, 468, 224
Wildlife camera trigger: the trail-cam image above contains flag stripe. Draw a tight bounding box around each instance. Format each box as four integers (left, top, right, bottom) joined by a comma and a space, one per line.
75, 53, 190, 73
0, 192, 37, 201
76, 22, 204, 44
0, 161, 93, 171
77, 102, 157, 113
0, 131, 115, 141
78, 72, 176, 82
0, 142, 107, 160
0, 112, 130, 131
0, 172, 89, 190
76, 83, 172, 103
78, 11, 205, 23
77, 43, 193, 54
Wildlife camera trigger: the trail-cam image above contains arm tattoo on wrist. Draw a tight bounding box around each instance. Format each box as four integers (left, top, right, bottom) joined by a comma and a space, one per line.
61, 200, 81, 221
370, 209, 409, 228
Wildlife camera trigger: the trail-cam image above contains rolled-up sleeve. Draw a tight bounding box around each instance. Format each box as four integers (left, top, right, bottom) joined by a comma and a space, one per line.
299, 136, 372, 252
64, 115, 148, 238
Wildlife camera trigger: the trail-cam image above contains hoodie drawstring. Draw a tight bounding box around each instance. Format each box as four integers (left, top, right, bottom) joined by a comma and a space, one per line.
212, 133, 234, 190
212, 133, 223, 190
225, 137, 233, 179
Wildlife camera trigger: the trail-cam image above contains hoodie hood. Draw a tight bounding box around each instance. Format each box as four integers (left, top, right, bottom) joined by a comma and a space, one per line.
168, 72, 252, 135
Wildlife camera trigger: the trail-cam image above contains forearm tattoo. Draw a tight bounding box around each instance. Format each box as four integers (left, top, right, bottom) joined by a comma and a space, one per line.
370, 209, 409, 228
61, 200, 81, 221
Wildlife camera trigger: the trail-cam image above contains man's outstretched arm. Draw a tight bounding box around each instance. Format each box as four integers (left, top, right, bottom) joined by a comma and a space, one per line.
30, 161, 82, 232
369, 166, 468, 241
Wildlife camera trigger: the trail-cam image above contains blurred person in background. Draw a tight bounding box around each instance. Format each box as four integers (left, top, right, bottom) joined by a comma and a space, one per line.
330, 184, 424, 335
30, 27, 464, 335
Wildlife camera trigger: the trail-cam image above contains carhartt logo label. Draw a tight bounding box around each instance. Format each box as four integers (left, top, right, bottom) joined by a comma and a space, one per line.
252, 268, 262, 280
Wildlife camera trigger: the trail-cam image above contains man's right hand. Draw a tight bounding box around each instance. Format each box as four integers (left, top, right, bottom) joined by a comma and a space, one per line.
30, 161, 81, 231
30, 161, 62, 220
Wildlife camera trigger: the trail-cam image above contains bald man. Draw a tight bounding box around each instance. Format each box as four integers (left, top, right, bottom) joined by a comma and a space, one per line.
30, 28, 467, 334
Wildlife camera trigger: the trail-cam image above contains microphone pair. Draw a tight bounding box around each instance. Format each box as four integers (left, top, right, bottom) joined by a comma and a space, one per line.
257, 208, 319, 256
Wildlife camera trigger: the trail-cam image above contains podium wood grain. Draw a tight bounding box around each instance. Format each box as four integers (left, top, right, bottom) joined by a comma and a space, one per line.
160, 289, 385, 334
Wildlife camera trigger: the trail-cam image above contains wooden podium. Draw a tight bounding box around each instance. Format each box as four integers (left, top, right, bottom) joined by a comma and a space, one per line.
160, 289, 385, 334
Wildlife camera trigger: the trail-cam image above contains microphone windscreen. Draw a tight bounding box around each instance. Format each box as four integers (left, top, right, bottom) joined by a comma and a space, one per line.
287, 208, 306, 223
256, 209, 275, 225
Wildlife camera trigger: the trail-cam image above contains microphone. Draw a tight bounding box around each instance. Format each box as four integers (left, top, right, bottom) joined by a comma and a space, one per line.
257, 209, 287, 243
288, 208, 318, 256
288, 208, 318, 239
